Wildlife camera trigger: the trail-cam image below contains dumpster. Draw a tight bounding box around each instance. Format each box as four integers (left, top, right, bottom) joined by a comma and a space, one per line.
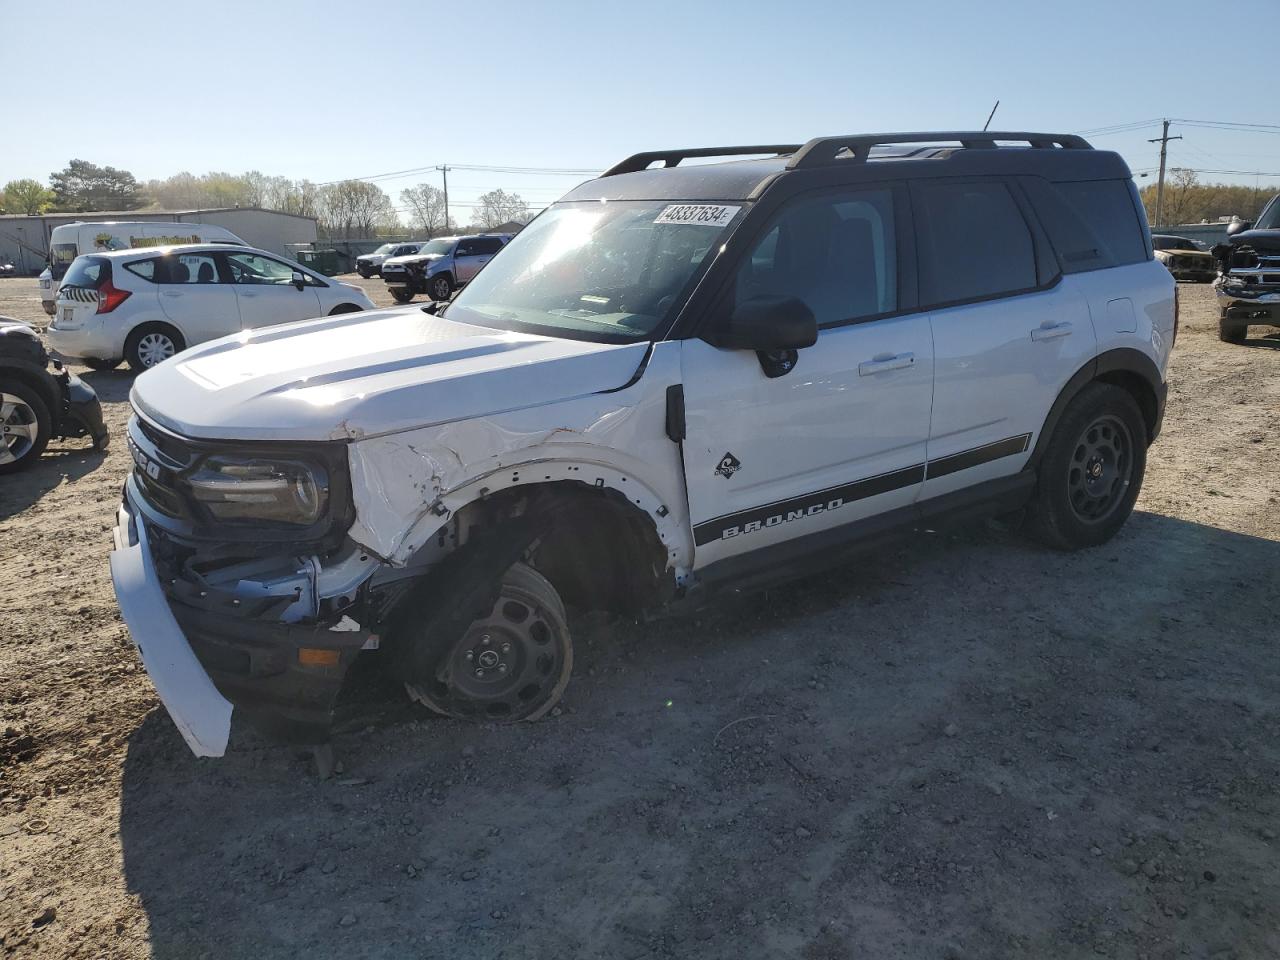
294, 248, 343, 276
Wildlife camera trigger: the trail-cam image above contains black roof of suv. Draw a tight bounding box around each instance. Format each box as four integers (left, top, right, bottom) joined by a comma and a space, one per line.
565, 132, 1129, 203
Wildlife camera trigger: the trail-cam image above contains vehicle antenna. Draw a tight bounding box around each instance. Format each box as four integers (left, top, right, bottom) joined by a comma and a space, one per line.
982, 100, 1000, 132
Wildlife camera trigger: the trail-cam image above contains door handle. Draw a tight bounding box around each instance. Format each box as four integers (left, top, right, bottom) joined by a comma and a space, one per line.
858, 352, 915, 376
239, 291, 259, 298
162, 290, 183, 298
1031, 321, 1072, 341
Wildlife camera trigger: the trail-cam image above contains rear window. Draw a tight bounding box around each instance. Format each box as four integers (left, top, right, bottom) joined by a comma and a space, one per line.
61, 256, 109, 289
913, 180, 1038, 305
1023, 178, 1148, 272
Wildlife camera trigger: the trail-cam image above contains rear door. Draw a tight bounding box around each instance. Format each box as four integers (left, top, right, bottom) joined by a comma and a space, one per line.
680, 183, 935, 565
912, 178, 1096, 501
156, 251, 241, 344
223, 251, 323, 329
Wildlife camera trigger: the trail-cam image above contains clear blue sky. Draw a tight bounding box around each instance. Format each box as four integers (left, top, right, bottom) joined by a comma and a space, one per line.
3, 0, 1278, 216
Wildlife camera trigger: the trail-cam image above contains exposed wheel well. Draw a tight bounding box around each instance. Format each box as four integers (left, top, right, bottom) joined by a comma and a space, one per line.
328, 303, 364, 315
0, 367, 57, 419
423, 481, 675, 616
126, 321, 185, 350
1094, 369, 1158, 441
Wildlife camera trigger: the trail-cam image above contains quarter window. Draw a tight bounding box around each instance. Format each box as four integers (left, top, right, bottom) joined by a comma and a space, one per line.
914, 180, 1037, 304
123, 259, 157, 282
735, 187, 898, 326
1030, 178, 1148, 269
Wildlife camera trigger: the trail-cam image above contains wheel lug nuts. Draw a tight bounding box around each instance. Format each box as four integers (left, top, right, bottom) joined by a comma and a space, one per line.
474, 668, 484, 677
465, 651, 473, 661
501, 643, 511, 653
498, 664, 507, 673
481, 635, 491, 645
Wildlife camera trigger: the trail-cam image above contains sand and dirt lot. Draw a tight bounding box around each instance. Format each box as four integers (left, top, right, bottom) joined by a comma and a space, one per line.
1, 276, 1278, 959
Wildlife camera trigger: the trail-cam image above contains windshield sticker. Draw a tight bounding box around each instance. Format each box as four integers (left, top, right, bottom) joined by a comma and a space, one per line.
654, 204, 741, 227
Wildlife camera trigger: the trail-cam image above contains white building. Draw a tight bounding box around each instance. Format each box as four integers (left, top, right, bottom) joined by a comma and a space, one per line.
0, 207, 318, 275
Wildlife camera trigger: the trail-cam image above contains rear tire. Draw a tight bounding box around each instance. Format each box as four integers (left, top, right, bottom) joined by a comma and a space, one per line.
401, 561, 573, 723
0, 382, 52, 474
1218, 319, 1247, 344
82, 357, 122, 372
390, 287, 415, 304
428, 274, 454, 302
125, 324, 185, 372
1024, 382, 1147, 551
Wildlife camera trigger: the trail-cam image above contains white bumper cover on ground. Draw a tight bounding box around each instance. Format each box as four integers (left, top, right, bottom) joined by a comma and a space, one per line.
110, 498, 232, 757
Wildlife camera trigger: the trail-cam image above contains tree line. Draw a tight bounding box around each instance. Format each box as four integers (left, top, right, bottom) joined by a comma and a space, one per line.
1139, 168, 1274, 227
0, 160, 534, 238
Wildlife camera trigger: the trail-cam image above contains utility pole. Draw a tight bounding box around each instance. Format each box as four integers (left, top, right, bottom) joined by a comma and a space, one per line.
1148, 120, 1182, 228
435, 165, 451, 230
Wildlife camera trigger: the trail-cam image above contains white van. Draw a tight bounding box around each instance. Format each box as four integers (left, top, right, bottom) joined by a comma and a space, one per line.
38, 221, 246, 315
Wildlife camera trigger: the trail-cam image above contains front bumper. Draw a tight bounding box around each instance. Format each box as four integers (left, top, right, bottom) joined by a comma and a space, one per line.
1215, 278, 1280, 325
111, 483, 375, 755
60, 372, 109, 448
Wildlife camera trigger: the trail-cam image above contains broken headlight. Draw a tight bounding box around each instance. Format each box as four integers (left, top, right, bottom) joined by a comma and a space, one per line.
188, 456, 329, 526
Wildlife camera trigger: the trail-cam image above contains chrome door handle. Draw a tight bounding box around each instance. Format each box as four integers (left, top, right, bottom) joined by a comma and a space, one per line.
162, 290, 182, 298
858, 352, 915, 376
1031, 322, 1072, 341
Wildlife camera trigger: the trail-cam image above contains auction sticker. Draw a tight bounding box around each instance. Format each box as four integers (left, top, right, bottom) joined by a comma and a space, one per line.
654, 204, 741, 227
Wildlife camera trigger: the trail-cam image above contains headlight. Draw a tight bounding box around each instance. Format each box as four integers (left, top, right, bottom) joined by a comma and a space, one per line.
188, 456, 328, 525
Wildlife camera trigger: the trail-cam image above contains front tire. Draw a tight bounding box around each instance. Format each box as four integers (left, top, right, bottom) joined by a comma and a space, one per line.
428, 274, 454, 302
0, 383, 52, 474
389, 287, 415, 304
1218, 318, 1247, 344
125, 324, 185, 372
402, 562, 573, 723
1024, 382, 1147, 550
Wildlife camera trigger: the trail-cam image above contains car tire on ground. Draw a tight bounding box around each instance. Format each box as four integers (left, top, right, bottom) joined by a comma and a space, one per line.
390, 288, 415, 304
428, 274, 453, 302
357, 268, 372, 279
82, 358, 122, 372
1218, 316, 1247, 344
125, 324, 186, 372
0, 381, 52, 475
1023, 382, 1147, 551
401, 561, 573, 723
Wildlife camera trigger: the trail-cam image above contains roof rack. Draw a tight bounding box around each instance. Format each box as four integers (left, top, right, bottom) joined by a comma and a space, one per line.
602, 145, 802, 177
786, 131, 1092, 169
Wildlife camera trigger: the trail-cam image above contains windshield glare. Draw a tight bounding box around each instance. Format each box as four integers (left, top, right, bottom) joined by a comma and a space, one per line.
444, 201, 740, 341
420, 238, 455, 256
372, 243, 396, 255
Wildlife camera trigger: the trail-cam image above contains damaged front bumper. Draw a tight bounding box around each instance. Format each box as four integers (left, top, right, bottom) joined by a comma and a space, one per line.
110, 480, 378, 756
1215, 276, 1280, 326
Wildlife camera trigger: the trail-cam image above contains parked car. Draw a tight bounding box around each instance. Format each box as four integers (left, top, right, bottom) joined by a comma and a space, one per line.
381, 234, 512, 303
1213, 196, 1280, 343
47, 244, 375, 371
0, 317, 108, 473
38, 221, 247, 316
354, 242, 428, 279
1152, 234, 1216, 283
109, 131, 1173, 758
0, 262, 16, 278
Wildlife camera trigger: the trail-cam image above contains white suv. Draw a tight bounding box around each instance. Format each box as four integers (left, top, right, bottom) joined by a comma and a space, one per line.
48, 244, 374, 371
109, 132, 1174, 757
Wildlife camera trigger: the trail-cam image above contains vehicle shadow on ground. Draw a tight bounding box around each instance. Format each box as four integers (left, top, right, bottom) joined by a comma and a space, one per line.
117, 511, 1280, 959
77, 367, 135, 403
1241, 331, 1280, 350
0, 441, 106, 519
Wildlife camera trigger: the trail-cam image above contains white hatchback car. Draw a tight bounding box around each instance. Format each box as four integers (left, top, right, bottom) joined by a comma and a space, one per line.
47, 244, 375, 371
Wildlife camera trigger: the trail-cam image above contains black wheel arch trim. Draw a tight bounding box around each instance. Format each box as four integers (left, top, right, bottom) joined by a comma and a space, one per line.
1029, 348, 1165, 470
0, 362, 59, 418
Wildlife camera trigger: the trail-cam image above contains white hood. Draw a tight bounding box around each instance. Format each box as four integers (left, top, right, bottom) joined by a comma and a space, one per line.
130, 306, 649, 441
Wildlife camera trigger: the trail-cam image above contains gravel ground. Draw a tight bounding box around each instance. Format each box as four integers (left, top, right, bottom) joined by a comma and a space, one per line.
1, 276, 1278, 960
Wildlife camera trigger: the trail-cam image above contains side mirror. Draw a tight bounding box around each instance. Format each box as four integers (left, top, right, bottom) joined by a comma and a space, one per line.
705, 295, 818, 352
1226, 220, 1252, 237
291, 270, 306, 291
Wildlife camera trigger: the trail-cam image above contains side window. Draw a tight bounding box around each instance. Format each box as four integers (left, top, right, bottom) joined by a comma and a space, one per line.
914, 180, 1037, 305
1044, 179, 1147, 268
159, 253, 220, 284
123, 259, 157, 282
735, 187, 898, 326
225, 252, 301, 285
456, 240, 478, 257
474, 237, 505, 255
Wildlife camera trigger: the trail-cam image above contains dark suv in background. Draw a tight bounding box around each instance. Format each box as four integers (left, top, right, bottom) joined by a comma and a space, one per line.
1214, 194, 1280, 343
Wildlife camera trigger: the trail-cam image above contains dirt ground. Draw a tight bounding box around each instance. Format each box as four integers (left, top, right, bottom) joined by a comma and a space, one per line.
1, 275, 1278, 960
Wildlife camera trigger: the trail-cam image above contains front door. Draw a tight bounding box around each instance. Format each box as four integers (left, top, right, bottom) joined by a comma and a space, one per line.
454, 237, 503, 282
680, 184, 935, 567
222, 251, 323, 330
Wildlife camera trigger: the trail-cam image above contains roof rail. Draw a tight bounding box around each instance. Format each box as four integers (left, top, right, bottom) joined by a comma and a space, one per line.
602, 145, 802, 177
786, 131, 1093, 169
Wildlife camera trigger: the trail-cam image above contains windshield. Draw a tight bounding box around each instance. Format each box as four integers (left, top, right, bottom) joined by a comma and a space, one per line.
419, 238, 455, 256
371, 243, 396, 255
443, 200, 742, 341
1254, 197, 1280, 230
1153, 236, 1195, 251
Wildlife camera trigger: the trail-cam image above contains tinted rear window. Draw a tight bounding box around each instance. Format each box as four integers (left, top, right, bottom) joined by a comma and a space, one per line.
1023, 178, 1148, 272
913, 180, 1038, 304
61, 256, 109, 289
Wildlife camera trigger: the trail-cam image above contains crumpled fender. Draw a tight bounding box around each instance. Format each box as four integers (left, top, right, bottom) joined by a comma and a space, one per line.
345, 341, 694, 577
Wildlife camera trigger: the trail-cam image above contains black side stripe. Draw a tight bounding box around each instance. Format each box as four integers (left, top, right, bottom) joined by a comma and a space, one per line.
925, 433, 1031, 480
692, 432, 1032, 547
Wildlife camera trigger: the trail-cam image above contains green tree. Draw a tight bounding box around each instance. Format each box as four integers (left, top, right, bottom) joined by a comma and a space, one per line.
50, 159, 142, 212
2, 178, 55, 215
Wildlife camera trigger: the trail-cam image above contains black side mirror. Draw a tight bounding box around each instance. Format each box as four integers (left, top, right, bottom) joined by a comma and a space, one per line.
705, 295, 818, 352
1226, 220, 1252, 237
291, 270, 306, 291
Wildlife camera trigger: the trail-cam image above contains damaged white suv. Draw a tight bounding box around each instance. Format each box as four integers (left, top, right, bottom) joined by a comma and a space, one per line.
112, 132, 1174, 757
